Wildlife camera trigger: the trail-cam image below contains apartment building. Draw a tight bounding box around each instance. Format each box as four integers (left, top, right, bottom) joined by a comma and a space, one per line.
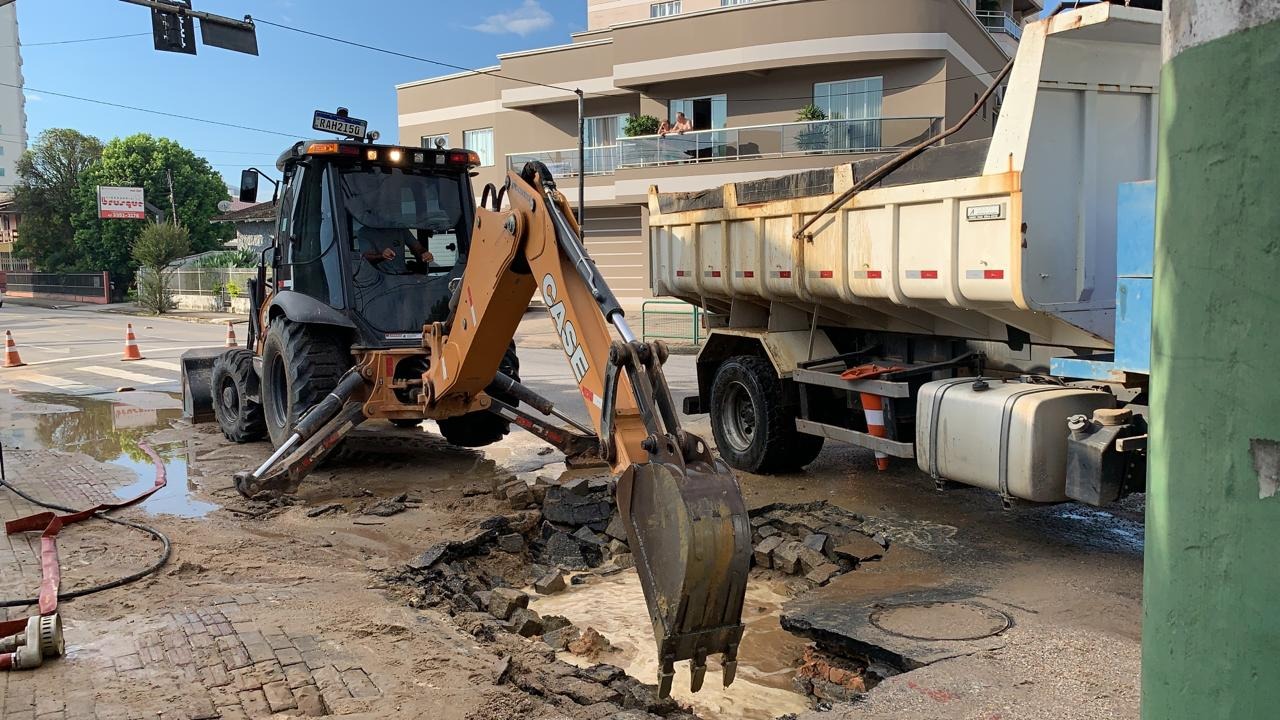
397, 0, 1037, 304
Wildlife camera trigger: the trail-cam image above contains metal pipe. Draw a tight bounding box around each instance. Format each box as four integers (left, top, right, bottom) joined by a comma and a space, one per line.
251, 434, 299, 479
613, 316, 637, 344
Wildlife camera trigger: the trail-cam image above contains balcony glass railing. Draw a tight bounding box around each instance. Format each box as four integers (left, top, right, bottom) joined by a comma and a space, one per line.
505, 145, 619, 177
975, 10, 1022, 39
615, 117, 944, 169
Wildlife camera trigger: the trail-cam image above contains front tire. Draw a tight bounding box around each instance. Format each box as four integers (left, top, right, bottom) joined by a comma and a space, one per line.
709, 355, 823, 474
261, 318, 351, 448
211, 348, 266, 443
437, 344, 520, 448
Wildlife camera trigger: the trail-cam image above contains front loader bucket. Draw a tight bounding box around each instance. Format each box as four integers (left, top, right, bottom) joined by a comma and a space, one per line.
616, 453, 751, 698
180, 348, 226, 423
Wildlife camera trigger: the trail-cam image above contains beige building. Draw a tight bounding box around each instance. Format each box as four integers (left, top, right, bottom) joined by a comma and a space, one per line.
397, 0, 1037, 304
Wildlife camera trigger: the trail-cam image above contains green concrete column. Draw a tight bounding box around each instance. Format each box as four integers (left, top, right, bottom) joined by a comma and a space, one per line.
1145, 3, 1280, 719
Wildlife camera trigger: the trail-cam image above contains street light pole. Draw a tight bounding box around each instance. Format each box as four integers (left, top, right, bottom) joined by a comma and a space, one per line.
576, 88, 585, 228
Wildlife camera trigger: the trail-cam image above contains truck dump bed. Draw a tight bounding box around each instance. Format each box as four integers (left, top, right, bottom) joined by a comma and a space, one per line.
649, 4, 1161, 350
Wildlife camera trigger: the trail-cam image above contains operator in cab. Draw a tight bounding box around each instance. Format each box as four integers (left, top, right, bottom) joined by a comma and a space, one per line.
345, 169, 440, 274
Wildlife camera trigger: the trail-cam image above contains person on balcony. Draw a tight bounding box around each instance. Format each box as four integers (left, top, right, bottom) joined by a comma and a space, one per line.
672, 112, 694, 134
657, 118, 673, 137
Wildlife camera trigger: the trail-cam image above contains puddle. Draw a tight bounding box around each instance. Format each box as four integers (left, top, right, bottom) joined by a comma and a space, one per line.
0, 391, 217, 518
533, 571, 811, 719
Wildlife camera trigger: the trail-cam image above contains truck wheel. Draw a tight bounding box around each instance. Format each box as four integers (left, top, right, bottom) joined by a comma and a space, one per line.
211, 348, 266, 443
438, 344, 520, 448
261, 318, 351, 448
709, 355, 823, 474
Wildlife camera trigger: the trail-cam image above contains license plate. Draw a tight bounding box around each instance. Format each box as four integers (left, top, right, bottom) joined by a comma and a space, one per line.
312, 110, 367, 140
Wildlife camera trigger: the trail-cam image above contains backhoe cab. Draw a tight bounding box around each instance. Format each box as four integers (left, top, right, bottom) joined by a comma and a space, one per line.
182, 137, 751, 697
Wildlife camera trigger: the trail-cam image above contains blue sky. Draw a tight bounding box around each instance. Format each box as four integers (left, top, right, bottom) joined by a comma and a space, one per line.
14, 0, 585, 188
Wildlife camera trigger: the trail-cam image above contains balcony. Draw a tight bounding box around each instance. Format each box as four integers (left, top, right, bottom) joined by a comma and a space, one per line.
975, 10, 1022, 40
506, 145, 619, 178
616, 117, 943, 169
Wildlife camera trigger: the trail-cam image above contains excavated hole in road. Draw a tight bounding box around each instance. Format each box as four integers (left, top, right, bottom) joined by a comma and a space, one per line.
391, 468, 906, 717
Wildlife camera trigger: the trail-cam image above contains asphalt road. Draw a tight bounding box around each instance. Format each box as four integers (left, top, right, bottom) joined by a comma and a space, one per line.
0, 302, 699, 422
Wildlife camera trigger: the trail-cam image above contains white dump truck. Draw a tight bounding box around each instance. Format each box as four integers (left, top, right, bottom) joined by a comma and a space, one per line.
647, 3, 1161, 507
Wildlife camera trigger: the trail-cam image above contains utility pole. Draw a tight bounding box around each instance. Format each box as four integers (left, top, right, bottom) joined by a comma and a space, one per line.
576, 88, 585, 228
1144, 3, 1280, 719
166, 168, 178, 225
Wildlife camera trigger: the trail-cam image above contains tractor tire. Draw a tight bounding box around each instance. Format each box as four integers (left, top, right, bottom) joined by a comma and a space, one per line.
437, 344, 520, 448
261, 317, 352, 448
211, 348, 267, 443
708, 355, 824, 474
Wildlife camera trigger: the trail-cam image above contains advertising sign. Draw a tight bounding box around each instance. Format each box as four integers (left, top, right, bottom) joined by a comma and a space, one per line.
97, 186, 147, 220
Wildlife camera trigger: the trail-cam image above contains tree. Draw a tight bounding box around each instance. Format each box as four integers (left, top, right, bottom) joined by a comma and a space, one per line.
72, 134, 233, 281
12, 129, 104, 270
132, 222, 191, 314
624, 115, 662, 137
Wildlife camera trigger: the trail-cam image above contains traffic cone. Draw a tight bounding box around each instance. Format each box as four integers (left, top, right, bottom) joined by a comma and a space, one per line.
859, 392, 891, 471
3, 331, 26, 368
225, 322, 238, 348
122, 323, 145, 361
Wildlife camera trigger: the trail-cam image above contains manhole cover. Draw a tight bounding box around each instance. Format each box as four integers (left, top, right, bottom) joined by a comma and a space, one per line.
868, 601, 1011, 641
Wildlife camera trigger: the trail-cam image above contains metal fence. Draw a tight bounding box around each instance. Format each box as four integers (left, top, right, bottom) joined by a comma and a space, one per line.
140, 268, 257, 297
617, 116, 943, 169
4, 272, 112, 301
641, 300, 704, 345
506, 145, 620, 177
975, 10, 1022, 39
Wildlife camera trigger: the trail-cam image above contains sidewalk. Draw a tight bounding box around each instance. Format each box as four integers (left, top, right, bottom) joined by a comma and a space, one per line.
3, 296, 241, 324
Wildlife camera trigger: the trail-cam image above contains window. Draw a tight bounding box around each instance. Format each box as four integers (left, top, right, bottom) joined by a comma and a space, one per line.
650, 1, 680, 18
463, 128, 494, 167
0, 146, 5, 156
721, 0, 763, 5
0, 168, 5, 177
814, 76, 883, 150
583, 115, 626, 148
421, 133, 450, 150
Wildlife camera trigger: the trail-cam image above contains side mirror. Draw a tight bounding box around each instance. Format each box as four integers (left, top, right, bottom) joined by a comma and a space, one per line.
239, 169, 259, 203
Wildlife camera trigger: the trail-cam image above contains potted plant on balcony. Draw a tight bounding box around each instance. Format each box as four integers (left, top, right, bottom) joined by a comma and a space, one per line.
624, 115, 662, 137
795, 104, 830, 153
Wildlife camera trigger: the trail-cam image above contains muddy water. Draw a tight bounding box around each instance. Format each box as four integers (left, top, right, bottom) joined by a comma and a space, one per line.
533, 572, 811, 719
0, 391, 217, 517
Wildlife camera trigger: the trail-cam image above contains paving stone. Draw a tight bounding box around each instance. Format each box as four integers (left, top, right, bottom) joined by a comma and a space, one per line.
274, 646, 304, 667
754, 535, 786, 568
263, 681, 297, 713
604, 513, 628, 541
543, 624, 582, 650
506, 607, 544, 637
472, 590, 493, 611
551, 676, 623, 705
535, 569, 567, 595
805, 562, 842, 585
756, 524, 781, 540
293, 685, 328, 717
507, 483, 536, 509
832, 534, 888, 563
607, 538, 629, 556
802, 533, 832, 555
543, 487, 614, 526
214, 708, 248, 720
238, 689, 270, 717
543, 615, 573, 633
561, 477, 592, 495
341, 668, 380, 698
488, 587, 530, 620
574, 526, 607, 546
497, 533, 525, 553
283, 662, 313, 690
772, 540, 804, 574
797, 545, 830, 574
611, 553, 635, 570
578, 664, 625, 684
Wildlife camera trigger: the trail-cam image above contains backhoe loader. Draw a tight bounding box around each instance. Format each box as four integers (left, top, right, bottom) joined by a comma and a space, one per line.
181, 137, 750, 697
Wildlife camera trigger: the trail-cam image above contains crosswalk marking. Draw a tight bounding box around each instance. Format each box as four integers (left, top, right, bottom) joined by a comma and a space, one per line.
80, 365, 172, 386
8, 372, 96, 394
131, 359, 181, 372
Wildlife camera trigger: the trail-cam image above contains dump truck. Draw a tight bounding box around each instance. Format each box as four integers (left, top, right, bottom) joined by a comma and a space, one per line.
648, 2, 1160, 507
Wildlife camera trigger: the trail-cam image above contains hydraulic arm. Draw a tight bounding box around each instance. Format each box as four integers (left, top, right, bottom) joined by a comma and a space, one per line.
422, 162, 752, 697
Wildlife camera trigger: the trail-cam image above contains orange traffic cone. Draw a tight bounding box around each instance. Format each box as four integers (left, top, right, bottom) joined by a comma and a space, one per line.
122, 323, 145, 361
3, 330, 26, 368
225, 322, 238, 348
859, 392, 891, 471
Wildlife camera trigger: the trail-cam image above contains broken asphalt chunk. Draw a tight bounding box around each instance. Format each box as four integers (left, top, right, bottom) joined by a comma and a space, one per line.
488, 588, 529, 621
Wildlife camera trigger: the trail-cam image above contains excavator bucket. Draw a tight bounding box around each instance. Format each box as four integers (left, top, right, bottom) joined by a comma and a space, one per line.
616, 446, 752, 698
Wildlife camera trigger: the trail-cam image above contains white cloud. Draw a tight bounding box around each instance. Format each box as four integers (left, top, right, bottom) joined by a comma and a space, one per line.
26, 93, 42, 102
469, 0, 553, 36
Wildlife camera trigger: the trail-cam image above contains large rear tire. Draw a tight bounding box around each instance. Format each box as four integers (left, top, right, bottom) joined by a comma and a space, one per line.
437, 344, 520, 448
211, 348, 267, 443
709, 355, 824, 474
261, 317, 351, 448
